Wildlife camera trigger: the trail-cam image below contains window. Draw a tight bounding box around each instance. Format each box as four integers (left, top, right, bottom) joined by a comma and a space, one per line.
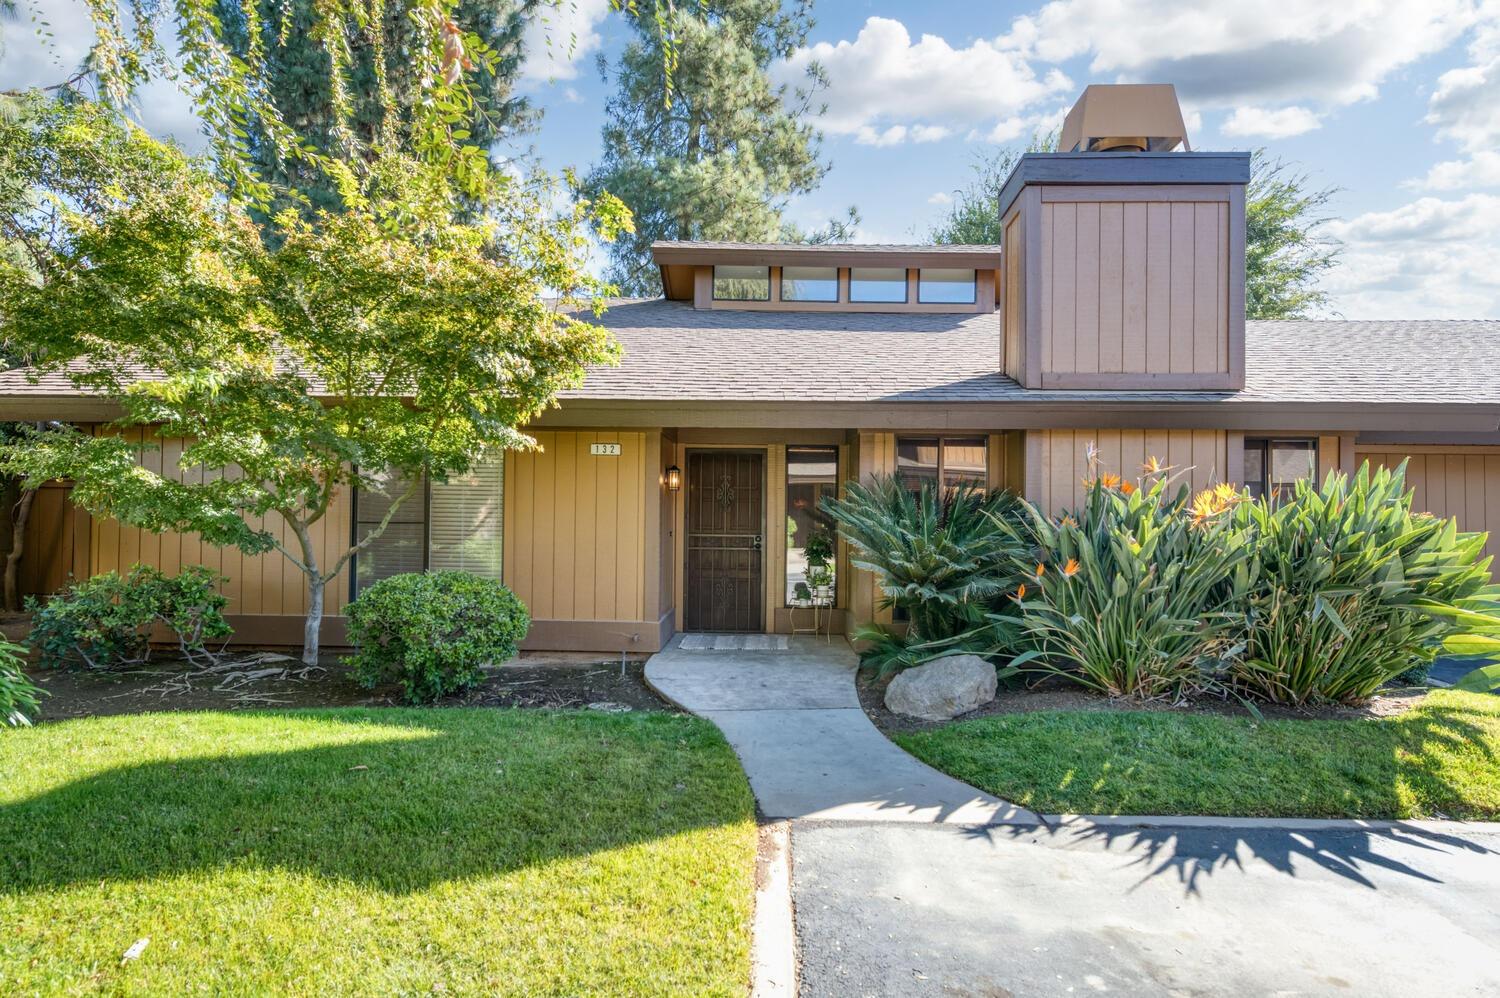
780, 266, 839, 302
849, 267, 908, 303
1243, 439, 1316, 500
785, 446, 838, 605
895, 436, 988, 494
353, 469, 427, 596
352, 455, 505, 597
918, 268, 977, 304
712, 265, 770, 301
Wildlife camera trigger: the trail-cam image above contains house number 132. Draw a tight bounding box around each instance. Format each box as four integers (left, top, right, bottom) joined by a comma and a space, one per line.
590, 443, 622, 456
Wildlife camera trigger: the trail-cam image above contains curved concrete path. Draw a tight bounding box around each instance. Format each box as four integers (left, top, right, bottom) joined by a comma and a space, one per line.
645, 634, 1038, 824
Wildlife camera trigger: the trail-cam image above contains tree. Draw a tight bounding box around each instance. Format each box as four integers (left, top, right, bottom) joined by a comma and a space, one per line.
932, 142, 1341, 319
587, 0, 855, 296
1244, 151, 1340, 319
927, 133, 1056, 245
212, 0, 541, 218
0, 96, 627, 663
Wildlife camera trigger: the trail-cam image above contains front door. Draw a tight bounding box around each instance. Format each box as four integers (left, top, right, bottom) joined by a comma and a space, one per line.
685, 450, 765, 632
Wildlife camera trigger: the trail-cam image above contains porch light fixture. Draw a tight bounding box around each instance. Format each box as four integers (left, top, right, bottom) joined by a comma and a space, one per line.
665, 465, 682, 492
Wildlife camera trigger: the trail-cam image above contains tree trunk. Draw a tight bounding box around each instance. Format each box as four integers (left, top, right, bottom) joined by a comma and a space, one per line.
5, 487, 36, 612
302, 574, 323, 667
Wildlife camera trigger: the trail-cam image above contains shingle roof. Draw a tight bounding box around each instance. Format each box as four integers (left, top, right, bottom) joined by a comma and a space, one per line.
650, 241, 1002, 254
4, 301, 1497, 409
564, 300, 1500, 406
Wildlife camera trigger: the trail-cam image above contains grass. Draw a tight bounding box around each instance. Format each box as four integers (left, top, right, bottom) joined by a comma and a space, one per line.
0, 708, 756, 996
896, 690, 1500, 819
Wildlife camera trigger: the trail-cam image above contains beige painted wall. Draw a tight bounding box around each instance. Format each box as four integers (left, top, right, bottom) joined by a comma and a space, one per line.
1026, 428, 1230, 514
1359, 447, 1500, 560
90, 429, 352, 616
1042, 197, 1229, 382
503, 430, 647, 624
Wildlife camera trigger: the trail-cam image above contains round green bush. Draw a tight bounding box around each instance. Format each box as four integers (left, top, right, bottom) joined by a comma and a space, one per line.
344, 571, 530, 704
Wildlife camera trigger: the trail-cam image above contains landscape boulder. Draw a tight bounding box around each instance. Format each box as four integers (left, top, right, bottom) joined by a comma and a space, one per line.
884, 654, 997, 721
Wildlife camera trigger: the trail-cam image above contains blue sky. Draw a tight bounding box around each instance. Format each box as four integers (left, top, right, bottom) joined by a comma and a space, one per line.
6, 0, 1500, 318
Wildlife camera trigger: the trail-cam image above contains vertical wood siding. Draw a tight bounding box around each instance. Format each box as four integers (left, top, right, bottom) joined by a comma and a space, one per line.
1040, 198, 1229, 381
1002, 211, 1024, 381
89, 429, 351, 616
1029, 428, 1229, 514
20, 483, 81, 597
1359, 449, 1500, 561
503, 430, 646, 622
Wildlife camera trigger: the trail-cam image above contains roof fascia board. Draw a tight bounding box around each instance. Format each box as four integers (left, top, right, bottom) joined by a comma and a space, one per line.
649, 246, 1002, 269
996, 151, 1253, 219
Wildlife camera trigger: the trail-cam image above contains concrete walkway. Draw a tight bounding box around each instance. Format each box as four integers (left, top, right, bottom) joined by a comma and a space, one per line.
644, 634, 1036, 824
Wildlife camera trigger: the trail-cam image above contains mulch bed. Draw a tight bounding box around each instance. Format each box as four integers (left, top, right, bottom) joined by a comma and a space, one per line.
858, 667, 1430, 737
26, 650, 673, 722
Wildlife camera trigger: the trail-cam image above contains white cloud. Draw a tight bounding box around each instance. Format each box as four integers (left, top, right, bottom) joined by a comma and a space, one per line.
1324, 193, 1500, 316
927, 191, 953, 205
1221, 105, 1322, 139
1408, 149, 1500, 189
0, 0, 95, 92
520, 0, 611, 83
777, 16, 1072, 147
1010, 0, 1475, 109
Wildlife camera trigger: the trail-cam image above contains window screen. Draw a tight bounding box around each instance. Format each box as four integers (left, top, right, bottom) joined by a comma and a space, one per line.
1244, 439, 1316, 500
353, 469, 426, 596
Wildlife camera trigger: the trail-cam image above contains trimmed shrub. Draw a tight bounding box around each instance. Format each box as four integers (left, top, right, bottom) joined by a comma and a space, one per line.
1, 640, 43, 726
822, 478, 1028, 674
995, 470, 1251, 701
1226, 463, 1496, 705
344, 571, 530, 704
26, 565, 230, 670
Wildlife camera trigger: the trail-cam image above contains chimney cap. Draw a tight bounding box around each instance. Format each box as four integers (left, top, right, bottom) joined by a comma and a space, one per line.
1059, 84, 1190, 153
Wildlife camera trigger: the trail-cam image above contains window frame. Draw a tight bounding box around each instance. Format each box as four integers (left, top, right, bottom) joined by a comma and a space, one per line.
848, 267, 910, 304
1243, 437, 1318, 500
917, 268, 977, 305
783, 445, 840, 608
894, 435, 989, 494
711, 264, 772, 302
779, 265, 840, 303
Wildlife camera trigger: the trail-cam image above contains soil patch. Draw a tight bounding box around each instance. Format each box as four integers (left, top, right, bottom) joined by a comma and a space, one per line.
859, 668, 1429, 736
26, 651, 672, 721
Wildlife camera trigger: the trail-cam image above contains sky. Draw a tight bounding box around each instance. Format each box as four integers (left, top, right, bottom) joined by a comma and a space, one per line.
5, 0, 1500, 318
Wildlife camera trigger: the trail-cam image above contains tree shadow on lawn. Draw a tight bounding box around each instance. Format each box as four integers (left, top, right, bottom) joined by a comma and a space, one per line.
960, 697, 1499, 896
0, 708, 754, 898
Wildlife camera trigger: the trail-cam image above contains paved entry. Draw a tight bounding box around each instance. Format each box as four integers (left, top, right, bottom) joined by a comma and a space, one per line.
644, 635, 1034, 824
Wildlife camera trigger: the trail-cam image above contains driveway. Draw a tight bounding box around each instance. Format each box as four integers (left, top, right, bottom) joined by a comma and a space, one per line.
794, 820, 1500, 997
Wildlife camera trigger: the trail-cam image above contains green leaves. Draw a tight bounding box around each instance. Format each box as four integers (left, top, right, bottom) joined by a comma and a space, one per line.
344, 571, 530, 704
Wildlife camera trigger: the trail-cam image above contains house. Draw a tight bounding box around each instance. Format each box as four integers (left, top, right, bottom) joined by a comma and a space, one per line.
6, 83, 1500, 654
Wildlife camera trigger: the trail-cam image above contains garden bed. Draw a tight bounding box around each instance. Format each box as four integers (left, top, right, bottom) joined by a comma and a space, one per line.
859, 669, 1428, 737
889, 687, 1500, 820
25, 651, 668, 721
0, 708, 756, 994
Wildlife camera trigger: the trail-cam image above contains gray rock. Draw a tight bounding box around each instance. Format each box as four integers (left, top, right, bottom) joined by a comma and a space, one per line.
884, 655, 997, 721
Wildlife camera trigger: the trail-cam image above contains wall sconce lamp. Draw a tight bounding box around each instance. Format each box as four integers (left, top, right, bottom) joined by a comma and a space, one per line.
665, 465, 682, 492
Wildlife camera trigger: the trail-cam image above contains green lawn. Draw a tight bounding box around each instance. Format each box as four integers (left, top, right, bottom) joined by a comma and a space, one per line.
896, 689, 1500, 819
0, 708, 756, 996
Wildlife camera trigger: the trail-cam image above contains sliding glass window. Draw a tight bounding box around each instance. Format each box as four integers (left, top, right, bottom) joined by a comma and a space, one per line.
895, 436, 987, 494
1243, 439, 1316, 500
352, 455, 505, 597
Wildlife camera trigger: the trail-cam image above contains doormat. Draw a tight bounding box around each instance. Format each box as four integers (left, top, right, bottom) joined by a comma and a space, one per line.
678, 634, 792, 652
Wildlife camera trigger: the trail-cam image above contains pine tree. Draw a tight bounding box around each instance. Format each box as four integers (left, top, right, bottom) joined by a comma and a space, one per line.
587, 0, 853, 296
214, 0, 539, 215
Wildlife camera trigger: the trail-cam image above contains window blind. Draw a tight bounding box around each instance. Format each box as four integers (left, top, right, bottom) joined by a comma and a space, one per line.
428, 455, 504, 579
